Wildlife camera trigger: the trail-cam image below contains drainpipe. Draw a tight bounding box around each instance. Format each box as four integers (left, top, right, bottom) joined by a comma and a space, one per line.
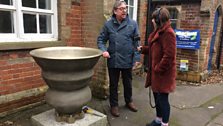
143, 0, 153, 72
217, 27, 223, 70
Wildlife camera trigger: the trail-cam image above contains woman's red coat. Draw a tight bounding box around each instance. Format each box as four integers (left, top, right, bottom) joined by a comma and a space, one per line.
141, 21, 176, 93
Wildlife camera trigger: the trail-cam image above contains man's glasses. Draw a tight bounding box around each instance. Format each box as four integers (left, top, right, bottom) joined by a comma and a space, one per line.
116, 7, 128, 11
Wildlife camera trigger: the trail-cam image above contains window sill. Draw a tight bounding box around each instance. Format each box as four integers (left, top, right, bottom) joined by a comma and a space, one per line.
0, 41, 66, 51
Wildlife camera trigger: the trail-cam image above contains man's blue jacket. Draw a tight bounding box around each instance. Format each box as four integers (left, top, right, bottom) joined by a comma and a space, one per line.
97, 15, 140, 68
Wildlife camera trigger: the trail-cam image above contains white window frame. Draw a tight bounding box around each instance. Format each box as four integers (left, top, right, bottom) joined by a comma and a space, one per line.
125, 0, 138, 21
166, 6, 181, 29
0, 0, 58, 42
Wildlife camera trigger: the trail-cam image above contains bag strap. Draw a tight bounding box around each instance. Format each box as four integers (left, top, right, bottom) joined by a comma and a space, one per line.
149, 86, 156, 108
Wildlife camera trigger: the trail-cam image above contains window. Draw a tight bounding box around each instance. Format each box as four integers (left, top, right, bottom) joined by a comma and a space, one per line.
0, 0, 58, 42
168, 8, 178, 29
124, 0, 138, 21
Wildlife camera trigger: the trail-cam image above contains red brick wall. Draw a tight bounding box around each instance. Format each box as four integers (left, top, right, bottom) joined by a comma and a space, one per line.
0, 0, 99, 115
0, 51, 44, 95
0, 50, 45, 115
80, 0, 108, 98
0, 94, 44, 113
137, 0, 148, 66
200, 11, 211, 71
151, 1, 223, 82
66, 2, 83, 46
177, 3, 201, 71
138, 0, 148, 44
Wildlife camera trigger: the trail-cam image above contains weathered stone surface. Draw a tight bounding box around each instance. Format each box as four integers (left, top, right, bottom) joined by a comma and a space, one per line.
31, 109, 108, 126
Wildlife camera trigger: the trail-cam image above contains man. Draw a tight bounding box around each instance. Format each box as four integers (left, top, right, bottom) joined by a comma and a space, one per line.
97, 1, 140, 117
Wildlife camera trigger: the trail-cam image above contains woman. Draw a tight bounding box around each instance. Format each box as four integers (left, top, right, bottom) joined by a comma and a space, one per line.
138, 7, 176, 126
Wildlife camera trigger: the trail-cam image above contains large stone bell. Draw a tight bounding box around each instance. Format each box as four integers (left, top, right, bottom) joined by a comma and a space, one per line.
30, 46, 102, 123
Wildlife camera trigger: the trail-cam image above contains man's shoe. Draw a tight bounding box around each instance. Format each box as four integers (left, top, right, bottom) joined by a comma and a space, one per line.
146, 120, 161, 126
126, 102, 138, 112
110, 107, 120, 117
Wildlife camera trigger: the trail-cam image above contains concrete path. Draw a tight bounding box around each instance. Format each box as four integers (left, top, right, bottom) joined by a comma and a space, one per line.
88, 75, 223, 126
0, 75, 223, 126
170, 84, 223, 126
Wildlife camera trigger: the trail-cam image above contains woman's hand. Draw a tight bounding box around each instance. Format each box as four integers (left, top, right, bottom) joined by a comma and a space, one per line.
132, 62, 141, 70
102, 51, 110, 58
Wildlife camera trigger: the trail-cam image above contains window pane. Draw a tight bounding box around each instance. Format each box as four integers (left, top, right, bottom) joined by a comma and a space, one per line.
0, 11, 14, 33
40, 15, 52, 33
170, 20, 177, 29
169, 9, 178, 19
168, 8, 178, 29
22, 0, 36, 8
23, 14, 37, 33
39, 0, 51, 9
128, 7, 133, 19
0, 0, 13, 5
129, 0, 133, 6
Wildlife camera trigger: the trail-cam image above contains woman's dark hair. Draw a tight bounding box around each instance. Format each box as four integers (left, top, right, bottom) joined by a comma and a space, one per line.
152, 7, 170, 27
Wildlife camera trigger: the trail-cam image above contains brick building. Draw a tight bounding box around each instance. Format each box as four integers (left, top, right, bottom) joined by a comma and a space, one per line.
0, 0, 106, 116
0, 0, 222, 116
149, 0, 223, 82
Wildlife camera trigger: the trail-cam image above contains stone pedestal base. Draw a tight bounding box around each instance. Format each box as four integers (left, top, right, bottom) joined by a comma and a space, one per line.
31, 109, 108, 126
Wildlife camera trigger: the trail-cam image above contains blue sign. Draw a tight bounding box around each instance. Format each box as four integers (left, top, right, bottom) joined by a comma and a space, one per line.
175, 29, 200, 49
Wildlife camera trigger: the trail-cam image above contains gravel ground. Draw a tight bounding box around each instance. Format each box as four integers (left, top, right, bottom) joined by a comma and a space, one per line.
201, 69, 223, 84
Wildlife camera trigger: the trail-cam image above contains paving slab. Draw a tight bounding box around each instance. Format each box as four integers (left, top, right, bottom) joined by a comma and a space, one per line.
207, 113, 223, 126
170, 84, 223, 109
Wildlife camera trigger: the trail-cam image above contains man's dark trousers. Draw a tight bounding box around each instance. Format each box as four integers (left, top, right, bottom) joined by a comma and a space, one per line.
108, 68, 133, 107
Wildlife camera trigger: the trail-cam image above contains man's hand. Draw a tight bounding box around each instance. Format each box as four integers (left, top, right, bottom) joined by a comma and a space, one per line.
102, 51, 110, 58
137, 46, 142, 52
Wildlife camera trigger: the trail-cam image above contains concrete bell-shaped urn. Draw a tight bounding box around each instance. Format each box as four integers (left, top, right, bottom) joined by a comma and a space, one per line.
30, 46, 102, 122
